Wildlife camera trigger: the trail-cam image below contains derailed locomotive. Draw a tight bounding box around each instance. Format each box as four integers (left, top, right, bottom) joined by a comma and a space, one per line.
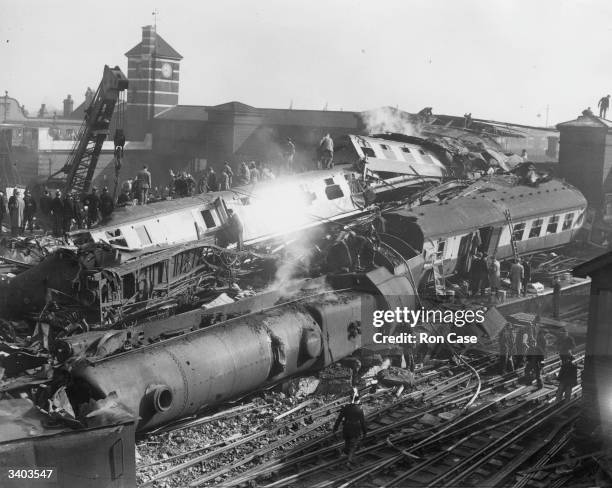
70, 268, 413, 430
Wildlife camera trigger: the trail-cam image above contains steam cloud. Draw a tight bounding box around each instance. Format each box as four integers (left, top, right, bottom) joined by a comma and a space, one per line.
361, 106, 422, 136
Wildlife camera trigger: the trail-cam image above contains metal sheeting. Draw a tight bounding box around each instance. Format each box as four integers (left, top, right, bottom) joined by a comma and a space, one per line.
386, 177, 586, 239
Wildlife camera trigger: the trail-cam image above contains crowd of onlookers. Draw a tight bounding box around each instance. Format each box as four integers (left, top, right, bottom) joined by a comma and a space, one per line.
0, 186, 115, 237
0, 134, 339, 237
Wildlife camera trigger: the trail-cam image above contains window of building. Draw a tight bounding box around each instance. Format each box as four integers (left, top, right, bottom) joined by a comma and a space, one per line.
528, 219, 543, 238
562, 213, 574, 231
200, 209, 216, 229
546, 215, 559, 234
512, 222, 526, 242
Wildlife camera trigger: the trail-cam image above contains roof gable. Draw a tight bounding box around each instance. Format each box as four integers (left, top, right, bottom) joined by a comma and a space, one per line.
125, 33, 182, 60
209, 101, 260, 113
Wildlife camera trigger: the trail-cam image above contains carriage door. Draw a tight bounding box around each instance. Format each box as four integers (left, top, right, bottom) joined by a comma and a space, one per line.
456, 234, 472, 275
486, 227, 502, 256
478, 226, 502, 256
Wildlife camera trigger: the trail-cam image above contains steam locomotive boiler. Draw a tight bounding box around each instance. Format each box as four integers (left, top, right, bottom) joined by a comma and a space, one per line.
70, 268, 415, 430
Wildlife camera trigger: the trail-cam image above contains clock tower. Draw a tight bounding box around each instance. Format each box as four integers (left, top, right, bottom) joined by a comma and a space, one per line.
125, 25, 182, 140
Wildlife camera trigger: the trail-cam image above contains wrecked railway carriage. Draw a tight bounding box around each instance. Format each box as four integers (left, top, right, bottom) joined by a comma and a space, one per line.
45, 174, 587, 432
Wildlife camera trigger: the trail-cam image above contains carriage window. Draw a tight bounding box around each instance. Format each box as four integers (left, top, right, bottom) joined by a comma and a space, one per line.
575, 211, 584, 226
546, 215, 559, 234
512, 222, 526, 241
562, 213, 574, 231
325, 184, 344, 200
528, 219, 543, 238
200, 209, 216, 229
361, 146, 375, 157
379, 144, 397, 160
401, 147, 411, 153
437, 239, 446, 257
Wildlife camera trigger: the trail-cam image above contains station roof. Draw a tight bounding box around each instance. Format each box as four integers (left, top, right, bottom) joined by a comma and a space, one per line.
386, 176, 586, 238
573, 251, 612, 277
556, 114, 612, 130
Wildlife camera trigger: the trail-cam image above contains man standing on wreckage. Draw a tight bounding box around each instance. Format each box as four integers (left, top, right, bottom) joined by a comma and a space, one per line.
333, 391, 367, 467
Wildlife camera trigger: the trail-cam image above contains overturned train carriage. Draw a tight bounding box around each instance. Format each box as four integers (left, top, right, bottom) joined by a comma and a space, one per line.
0, 241, 241, 325
70, 268, 415, 431
381, 176, 587, 281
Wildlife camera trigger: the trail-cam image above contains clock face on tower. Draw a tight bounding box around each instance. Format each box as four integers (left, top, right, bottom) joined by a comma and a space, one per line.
161, 63, 172, 78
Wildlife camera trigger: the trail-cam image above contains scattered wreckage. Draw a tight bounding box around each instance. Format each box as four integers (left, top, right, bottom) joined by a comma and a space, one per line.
0, 129, 588, 486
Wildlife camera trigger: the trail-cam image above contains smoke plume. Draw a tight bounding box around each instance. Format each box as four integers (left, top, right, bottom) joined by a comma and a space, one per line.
361, 106, 421, 136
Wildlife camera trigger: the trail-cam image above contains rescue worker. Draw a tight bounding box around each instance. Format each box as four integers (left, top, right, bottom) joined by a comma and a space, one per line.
50, 190, 64, 237
99, 187, 114, 221
8, 189, 24, 236
249, 162, 260, 183
284, 138, 296, 172
556, 355, 578, 403
598, 94, 610, 118
72, 194, 85, 229
223, 162, 234, 188
226, 209, 244, 251
510, 259, 524, 297
556, 329, 576, 362
469, 253, 483, 295
514, 327, 529, 369
207, 168, 219, 192
22, 190, 37, 233
403, 341, 416, 373
39, 190, 52, 231
552, 276, 561, 319
536, 325, 547, 358
488, 255, 501, 296
221, 167, 232, 191
61, 192, 75, 235
137, 165, 152, 204
333, 392, 367, 466
0, 191, 6, 234
319, 133, 334, 169
522, 259, 532, 296
83, 187, 100, 228
524, 338, 544, 389
238, 162, 251, 186
499, 323, 515, 374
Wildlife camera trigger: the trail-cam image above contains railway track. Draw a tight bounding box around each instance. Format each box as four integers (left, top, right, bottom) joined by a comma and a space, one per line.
217, 353, 584, 488
137, 352, 583, 488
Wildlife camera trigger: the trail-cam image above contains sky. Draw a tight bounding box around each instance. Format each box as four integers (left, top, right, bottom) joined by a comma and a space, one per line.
2, 0, 612, 126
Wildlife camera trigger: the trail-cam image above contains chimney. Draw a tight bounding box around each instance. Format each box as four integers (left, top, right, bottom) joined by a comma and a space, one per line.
142, 25, 156, 55
63, 94, 73, 117
85, 87, 94, 105
38, 103, 47, 118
